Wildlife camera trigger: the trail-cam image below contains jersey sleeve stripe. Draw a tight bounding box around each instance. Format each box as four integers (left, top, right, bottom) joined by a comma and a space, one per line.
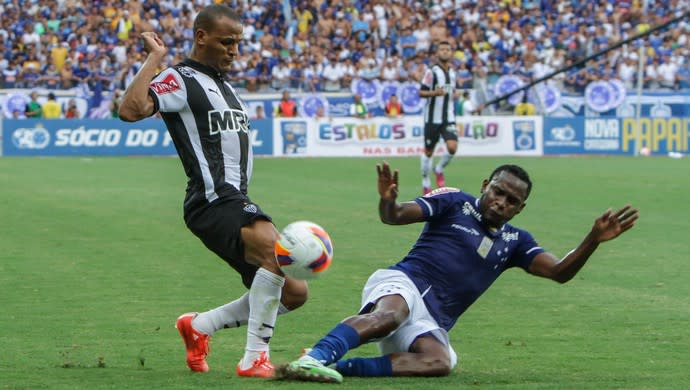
417, 198, 434, 217
525, 246, 543, 255
148, 88, 160, 115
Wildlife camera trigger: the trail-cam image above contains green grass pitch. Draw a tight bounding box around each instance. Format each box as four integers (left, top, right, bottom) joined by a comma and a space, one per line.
1, 156, 689, 389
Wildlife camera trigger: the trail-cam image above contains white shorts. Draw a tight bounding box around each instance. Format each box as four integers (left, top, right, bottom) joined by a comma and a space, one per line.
359, 269, 458, 368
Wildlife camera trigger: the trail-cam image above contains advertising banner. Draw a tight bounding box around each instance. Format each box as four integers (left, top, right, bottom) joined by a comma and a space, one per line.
543, 117, 627, 155
543, 117, 690, 155
250, 119, 274, 156
2, 118, 274, 156
456, 116, 542, 156
620, 117, 690, 155
273, 116, 543, 157
273, 117, 429, 157
543, 117, 586, 155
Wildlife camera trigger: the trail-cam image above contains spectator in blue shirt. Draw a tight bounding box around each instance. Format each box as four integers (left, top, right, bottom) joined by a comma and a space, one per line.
72, 60, 91, 85
445, 10, 460, 38
456, 62, 473, 89
501, 54, 519, 75
678, 62, 690, 90
351, 13, 370, 43
400, 28, 417, 60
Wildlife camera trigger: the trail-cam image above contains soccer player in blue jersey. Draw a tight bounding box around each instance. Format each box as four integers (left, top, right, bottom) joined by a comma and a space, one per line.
282, 161, 639, 383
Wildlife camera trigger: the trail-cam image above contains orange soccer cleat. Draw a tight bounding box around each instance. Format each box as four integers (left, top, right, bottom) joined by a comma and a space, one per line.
236, 351, 275, 378
434, 170, 446, 188
175, 312, 210, 372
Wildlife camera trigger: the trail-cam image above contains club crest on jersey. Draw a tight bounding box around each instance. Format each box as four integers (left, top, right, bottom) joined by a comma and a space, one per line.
150, 73, 181, 95
177, 66, 196, 78
208, 109, 249, 135
462, 201, 483, 222
501, 231, 519, 242
243, 203, 257, 213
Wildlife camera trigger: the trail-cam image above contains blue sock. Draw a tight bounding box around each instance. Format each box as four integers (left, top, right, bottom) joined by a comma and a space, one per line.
307, 323, 360, 365
335, 356, 394, 377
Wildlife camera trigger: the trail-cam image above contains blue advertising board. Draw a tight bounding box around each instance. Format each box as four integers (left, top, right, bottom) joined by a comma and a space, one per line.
513, 119, 537, 151
2, 118, 274, 157
543, 117, 587, 155
250, 119, 274, 156
543, 117, 629, 155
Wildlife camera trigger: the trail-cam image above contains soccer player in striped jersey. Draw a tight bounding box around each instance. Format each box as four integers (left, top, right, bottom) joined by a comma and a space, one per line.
282, 161, 638, 383
119, 4, 308, 378
418, 41, 459, 195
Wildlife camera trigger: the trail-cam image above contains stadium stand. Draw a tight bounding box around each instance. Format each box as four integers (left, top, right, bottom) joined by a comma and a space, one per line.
0, 0, 689, 117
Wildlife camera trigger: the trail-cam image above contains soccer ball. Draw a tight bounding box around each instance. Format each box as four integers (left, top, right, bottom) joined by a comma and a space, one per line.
275, 221, 333, 280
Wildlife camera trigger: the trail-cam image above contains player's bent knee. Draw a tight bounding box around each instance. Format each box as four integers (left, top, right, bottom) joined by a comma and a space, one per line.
368, 308, 406, 329
345, 309, 405, 339
241, 220, 280, 269
281, 277, 308, 310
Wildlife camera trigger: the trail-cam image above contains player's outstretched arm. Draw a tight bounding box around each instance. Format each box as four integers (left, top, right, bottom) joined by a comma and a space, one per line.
418, 88, 445, 98
528, 205, 639, 283
377, 161, 424, 225
119, 32, 168, 122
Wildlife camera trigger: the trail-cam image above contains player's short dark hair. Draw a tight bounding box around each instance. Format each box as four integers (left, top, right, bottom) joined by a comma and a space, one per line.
489, 164, 532, 198
437, 41, 452, 48
193, 4, 241, 35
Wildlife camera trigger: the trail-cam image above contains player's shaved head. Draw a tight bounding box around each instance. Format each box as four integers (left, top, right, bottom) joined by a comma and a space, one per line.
193, 4, 241, 34
490, 164, 532, 198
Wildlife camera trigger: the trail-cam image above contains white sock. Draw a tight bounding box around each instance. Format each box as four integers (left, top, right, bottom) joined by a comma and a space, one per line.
192, 293, 250, 336
421, 154, 432, 188
278, 303, 290, 315
190, 296, 292, 337
240, 268, 285, 369
435, 152, 454, 173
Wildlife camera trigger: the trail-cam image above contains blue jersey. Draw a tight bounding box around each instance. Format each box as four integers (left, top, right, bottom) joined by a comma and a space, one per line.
389, 188, 545, 331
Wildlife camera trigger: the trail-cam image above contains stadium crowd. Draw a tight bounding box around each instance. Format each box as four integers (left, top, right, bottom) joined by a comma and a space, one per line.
1, 0, 689, 108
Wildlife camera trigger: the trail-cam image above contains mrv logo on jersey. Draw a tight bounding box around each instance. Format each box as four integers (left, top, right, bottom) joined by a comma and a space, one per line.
208, 109, 249, 135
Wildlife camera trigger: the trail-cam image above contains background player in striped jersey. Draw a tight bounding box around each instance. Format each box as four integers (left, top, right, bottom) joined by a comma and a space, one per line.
118, 4, 307, 378
418, 41, 459, 195
281, 161, 638, 383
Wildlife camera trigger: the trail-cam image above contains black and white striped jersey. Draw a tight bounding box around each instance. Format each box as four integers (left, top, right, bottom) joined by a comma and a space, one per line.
148, 59, 252, 208
420, 64, 457, 125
